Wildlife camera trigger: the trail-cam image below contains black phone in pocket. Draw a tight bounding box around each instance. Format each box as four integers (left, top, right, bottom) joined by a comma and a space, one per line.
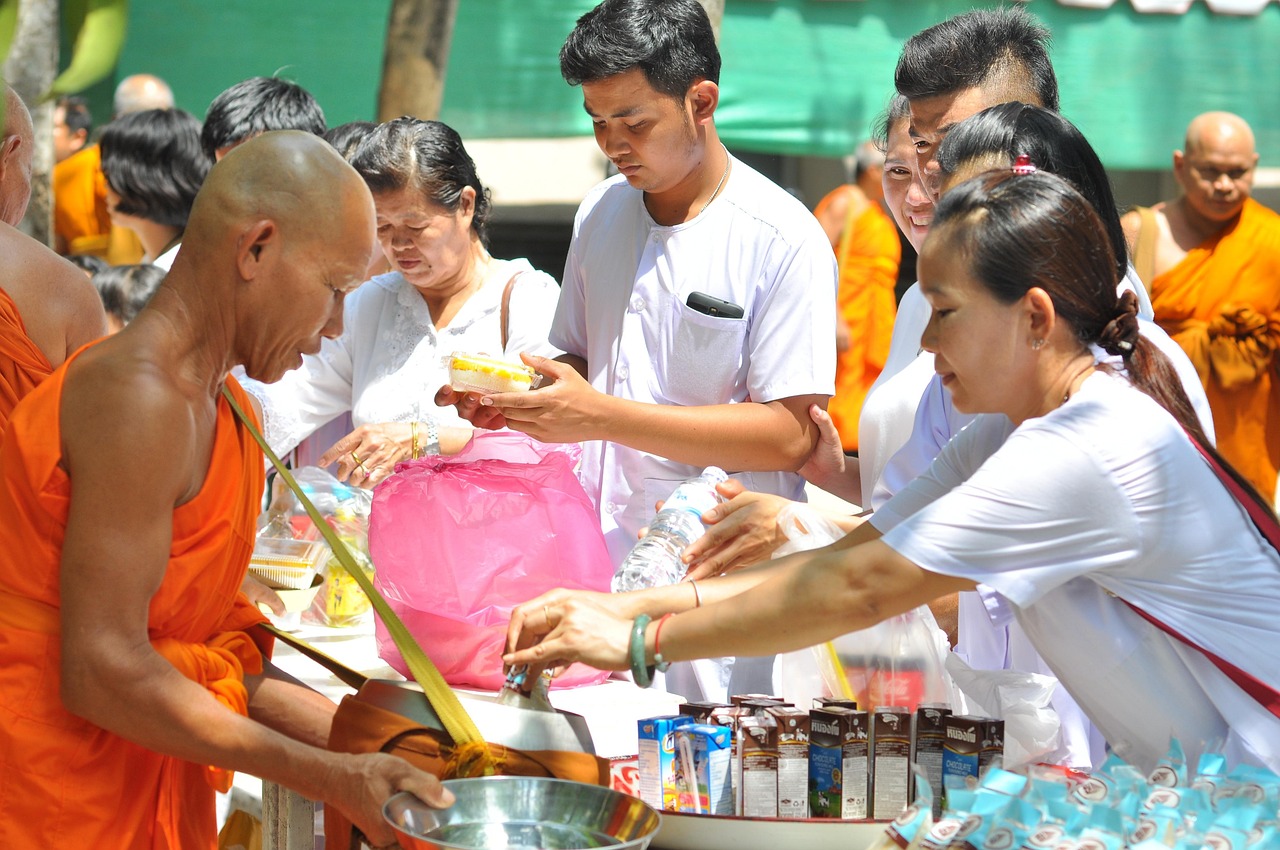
686, 291, 745, 319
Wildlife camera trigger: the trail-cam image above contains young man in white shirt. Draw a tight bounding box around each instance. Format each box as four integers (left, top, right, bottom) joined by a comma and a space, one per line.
446, 0, 836, 700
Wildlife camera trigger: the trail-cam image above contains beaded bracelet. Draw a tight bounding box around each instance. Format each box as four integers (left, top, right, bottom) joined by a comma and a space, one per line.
629, 614, 656, 688
424, 414, 441, 456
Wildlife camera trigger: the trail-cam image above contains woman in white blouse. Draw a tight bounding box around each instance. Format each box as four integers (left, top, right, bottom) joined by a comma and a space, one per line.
244, 118, 562, 485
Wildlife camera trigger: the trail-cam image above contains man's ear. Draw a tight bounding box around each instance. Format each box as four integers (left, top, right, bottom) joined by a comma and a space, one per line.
0, 135, 19, 181
235, 219, 276, 282
687, 79, 719, 126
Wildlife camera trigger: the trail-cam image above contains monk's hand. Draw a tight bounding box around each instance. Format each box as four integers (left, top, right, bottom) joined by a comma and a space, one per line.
435, 384, 509, 431
479, 354, 606, 444
503, 589, 635, 681
682, 479, 792, 581
798, 404, 845, 489
335, 752, 454, 847
320, 423, 412, 488
241, 573, 285, 616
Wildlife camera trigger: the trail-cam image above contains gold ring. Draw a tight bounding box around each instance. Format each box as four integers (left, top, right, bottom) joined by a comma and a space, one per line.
350, 451, 367, 472
543, 604, 552, 626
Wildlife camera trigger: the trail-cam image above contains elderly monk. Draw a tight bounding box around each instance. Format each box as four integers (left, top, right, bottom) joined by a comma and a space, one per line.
1, 85, 107, 435
0, 131, 450, 848
812, 140, 901, 452
1122, 112, 1280, 504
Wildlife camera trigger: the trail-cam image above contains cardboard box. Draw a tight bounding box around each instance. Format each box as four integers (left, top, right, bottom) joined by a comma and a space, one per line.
737, 715, 778, 817
914, 704, 952, 816
808, 706, 869, 819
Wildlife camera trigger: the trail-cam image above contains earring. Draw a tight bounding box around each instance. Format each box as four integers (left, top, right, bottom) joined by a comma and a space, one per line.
1031, 338, 1045, 350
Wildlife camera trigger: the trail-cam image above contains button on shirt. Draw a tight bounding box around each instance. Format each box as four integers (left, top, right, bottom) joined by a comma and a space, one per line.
552, 159, 837, 567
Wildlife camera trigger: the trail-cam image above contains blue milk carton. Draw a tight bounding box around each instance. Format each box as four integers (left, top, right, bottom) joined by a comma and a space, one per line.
675, 723, 734, 815
638, 714, 695, 811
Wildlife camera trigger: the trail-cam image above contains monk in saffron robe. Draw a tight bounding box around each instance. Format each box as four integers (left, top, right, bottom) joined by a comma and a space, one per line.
812, 142, 901, 452
0, 131, 449, 849
1122, 112, 1280, 504
0, 85, 108, 436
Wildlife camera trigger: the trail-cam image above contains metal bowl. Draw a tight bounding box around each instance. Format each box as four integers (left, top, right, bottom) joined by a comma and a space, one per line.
384, 776, 662, 850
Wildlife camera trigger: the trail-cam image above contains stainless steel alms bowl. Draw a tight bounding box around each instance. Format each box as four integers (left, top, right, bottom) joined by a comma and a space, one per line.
384, 776, 662, 850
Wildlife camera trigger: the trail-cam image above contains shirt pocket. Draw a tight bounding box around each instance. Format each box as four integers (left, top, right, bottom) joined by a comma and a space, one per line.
660, 291, 748, 406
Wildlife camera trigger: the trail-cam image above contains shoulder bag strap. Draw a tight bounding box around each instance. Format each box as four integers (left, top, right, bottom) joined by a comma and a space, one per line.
500, 270, 521, 353
1118, 430, 1280, 719
1132, 205, 1158, 293
222, 385, 488, 748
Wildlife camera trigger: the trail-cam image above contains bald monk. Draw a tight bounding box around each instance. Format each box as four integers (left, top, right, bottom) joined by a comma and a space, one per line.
812, 140, 901, 452
1122, 112, 1280, 504
1, 85, 107, 434
0, 131, 450, 848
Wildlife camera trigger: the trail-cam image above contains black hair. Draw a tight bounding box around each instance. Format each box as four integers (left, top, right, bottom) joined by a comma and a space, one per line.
895, 8, 1058, 112
560, 0, 720, 99
65, 253, 108, 276
933, 171, 1207, 448
56, 95, 93, 135
348, 117, 491, 246
323, 121, 378, 162
935, 103, 1126, 284
91, 263, 166, 326
871, 94, 911, 154
99, 108, 209, 230
200, 76, 326, 161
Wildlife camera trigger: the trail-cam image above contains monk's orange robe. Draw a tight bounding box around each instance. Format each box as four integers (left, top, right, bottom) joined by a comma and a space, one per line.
0, 287, 53, 438
1150, 198, 1280, 502
0, 356, 270, 850
818, 192, 900, 452
52, 144, 144, 263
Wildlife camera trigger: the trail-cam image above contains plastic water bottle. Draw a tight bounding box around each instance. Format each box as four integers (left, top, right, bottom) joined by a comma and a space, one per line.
611, 467, 729, 592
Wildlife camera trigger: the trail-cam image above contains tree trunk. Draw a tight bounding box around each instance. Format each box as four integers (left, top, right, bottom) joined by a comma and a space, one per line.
697, 0, 724, 43
377, 0, 459, 123
3, 0, 57, 245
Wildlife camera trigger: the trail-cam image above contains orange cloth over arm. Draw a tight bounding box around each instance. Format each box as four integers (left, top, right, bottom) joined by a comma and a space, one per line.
1150, 198, 1280, 502
827, 202, 901, 451
0, 288, 53, 438
0, 362, 268, 850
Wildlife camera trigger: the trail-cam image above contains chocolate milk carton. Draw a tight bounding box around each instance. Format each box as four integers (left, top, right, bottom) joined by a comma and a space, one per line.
809, 706, 870, 819
914, 704, 952, 816
870, 706, 911, 819
767, 706, 810, 819
737, 715, 778, 818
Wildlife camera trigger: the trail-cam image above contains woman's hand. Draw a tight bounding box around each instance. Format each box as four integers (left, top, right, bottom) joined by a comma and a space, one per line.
503, 589, 640, 681
681, 479, 792, 580
319, 423, 413, 487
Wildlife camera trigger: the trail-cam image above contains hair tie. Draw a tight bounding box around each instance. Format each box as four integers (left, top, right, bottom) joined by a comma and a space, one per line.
1099, 289, 1140, 357
1012, 154, 1037, 175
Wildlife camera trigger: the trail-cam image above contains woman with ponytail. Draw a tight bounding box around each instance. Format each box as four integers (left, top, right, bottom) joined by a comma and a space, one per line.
506, 170, 1280, 775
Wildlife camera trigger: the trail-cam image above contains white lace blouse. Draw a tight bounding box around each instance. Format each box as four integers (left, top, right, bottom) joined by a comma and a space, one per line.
242, 258, 563, 456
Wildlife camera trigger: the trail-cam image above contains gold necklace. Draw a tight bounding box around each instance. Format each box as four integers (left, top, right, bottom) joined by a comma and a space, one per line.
698, 145, 731, 217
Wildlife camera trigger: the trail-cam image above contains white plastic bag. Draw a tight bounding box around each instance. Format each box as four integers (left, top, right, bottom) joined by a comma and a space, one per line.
944, 652, 1063, 770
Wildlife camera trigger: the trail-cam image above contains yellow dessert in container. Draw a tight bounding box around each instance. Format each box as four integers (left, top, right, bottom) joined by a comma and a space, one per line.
448, 352, 540, 394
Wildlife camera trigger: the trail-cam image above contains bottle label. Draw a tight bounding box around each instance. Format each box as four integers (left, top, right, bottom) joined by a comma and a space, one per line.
666, 484, 719, 521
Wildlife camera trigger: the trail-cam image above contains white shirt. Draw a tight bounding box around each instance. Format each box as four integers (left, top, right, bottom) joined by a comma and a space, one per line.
244, 259, 562, 456
552, 158, 837, 567
873, 371, 1280, 774
152, 242, 180, 272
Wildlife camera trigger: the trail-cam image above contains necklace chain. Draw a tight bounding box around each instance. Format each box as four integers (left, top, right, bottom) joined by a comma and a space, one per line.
698, 145, 731, 217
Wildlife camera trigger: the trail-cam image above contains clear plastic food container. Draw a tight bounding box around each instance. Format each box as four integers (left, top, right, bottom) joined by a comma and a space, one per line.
447, 352, 540, 394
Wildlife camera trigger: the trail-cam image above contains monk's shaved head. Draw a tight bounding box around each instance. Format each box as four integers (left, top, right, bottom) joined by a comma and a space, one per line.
1185, 111, 1256, 159
1, 84, 34, 225
1173, 111, 1259, 227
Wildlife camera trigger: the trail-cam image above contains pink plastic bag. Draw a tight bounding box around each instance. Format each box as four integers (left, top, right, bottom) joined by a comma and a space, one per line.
369, 431, 613, 690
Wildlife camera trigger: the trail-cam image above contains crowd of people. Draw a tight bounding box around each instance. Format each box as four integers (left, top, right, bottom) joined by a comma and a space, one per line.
0, 0, 1278, 844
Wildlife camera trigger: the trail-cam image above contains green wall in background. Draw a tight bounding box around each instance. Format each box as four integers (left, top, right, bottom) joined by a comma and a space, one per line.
89, 0, 1280, 171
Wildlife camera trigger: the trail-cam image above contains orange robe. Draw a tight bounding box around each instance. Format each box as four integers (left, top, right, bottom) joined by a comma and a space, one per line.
1150, 198, 1280, 502
52, 144, 144, 263
820, 195, 900, 451
0, 356, 270, 850
0, 287, 53, 438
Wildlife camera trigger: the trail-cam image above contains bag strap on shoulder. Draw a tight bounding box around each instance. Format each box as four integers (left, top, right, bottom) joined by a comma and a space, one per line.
500, 270, 521, 353
222, 385, 488, 748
